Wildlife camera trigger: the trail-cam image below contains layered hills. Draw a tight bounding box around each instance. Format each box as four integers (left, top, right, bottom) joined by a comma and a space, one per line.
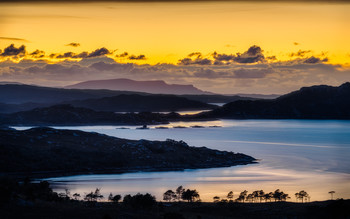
200, 82, 350, 119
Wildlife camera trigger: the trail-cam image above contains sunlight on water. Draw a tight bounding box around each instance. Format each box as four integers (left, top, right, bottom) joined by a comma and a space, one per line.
14, 120, 350, 202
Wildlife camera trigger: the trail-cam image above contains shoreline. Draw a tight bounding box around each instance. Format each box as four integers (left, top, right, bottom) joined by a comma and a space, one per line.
1, 161, 257, 181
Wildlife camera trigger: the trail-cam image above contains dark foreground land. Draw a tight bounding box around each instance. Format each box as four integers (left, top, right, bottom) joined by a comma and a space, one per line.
1, 178, 349, 219
1, 196, 349, 219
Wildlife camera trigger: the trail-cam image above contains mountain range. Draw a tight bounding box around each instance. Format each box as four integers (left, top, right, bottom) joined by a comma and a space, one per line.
66, 78, 212, 95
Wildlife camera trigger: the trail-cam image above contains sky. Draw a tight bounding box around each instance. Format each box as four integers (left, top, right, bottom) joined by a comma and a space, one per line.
0, 1, 349, 94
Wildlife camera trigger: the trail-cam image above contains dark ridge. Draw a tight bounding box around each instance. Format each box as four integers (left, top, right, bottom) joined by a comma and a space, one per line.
0, 104, 169, 126
198, 82, 350, 119
0, 84, 145, 104
62, 94, 216, 112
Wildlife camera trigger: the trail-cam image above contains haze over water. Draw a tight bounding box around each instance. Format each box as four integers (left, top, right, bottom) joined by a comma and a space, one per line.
17, 119, 350, 202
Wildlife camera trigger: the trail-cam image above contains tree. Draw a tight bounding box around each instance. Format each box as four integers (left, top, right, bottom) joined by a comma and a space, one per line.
258, 190, 265, 202
73, 193, 80, 200
108, 193, 121, 203
227, 191, 234, 201
163, 190, 176, 202
235, 190, 248, 202
176, 186, 185, 201
181, 189, 200, 202
58, 189, 70, 200
123, 193, 156, 209
213, 196, 220, 203
246, 193, 254, 202
84, 188, 104, 202
272, 189, 289, 202
329, 191, 335, 200
264, 192, 273, 202
295, 190, 309, 203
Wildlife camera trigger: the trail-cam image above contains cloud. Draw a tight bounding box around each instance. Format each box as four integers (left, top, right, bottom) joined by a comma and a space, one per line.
289, 50, 311, 57
233, 45, 265, 63
29, 50, 45, 58
66, 42, 80, 47
0, 43, 347, 94
233, 67, 273, 78
128, 54, 146, 60
212, 52, 235, 61
116, 52, 129, 58
188, 52, 202, 58
56, 52, 76, 59
211, 45, 266, 64
87, 47, 111, 57
52, 47, 112, 59
0, 44, 26, 57
303, 56, 328, 64
0, 37, 28, 42
178, 57, 212, 65
90, 61, 134, 71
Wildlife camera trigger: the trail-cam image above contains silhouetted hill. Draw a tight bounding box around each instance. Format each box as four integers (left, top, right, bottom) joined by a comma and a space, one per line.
63, 94, 216, 112
201, 82, 350, 119
0, 84, 145, 104
66, 78, 212, 95
0, 127, 255, 176
0, 104, 169, 126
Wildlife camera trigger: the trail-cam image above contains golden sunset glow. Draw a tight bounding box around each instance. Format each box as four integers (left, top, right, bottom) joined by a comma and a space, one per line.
0, 1, 349, 94
1, 2, 349, 65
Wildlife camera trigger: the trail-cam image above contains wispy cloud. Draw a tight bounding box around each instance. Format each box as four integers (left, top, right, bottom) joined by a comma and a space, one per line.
66, 42, 80, 47
0, 37, 28, 42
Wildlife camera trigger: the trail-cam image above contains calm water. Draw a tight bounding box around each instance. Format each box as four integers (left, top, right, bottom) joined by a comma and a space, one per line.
15, 120, 350, 202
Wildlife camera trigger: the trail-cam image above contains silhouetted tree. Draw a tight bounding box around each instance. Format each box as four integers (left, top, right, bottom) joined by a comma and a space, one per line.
264, 192, 273, 202
123, 193, 156, 209
58, 189, 70, 200
73, 193, 80, 200
181, 189, 200, 202
176, 186, 185, 201
329, 191, 335, 200
227, 191, 234, 201
295, 190, 309, 203
213, 196, 220, 203
163, 190, 176, 202
246, 193, 254, 202
236, 190, 248, 202
272, 189, 289, 202
108, 193, 122, 203
84, 188, 103, 202
258, 190, 265, 202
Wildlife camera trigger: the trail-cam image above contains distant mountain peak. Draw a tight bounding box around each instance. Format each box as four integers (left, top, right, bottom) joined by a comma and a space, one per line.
65, 78, 213, 95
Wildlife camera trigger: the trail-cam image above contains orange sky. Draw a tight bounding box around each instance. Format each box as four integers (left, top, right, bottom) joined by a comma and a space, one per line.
1, 2, 349, 65
0, 1, 349, 94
